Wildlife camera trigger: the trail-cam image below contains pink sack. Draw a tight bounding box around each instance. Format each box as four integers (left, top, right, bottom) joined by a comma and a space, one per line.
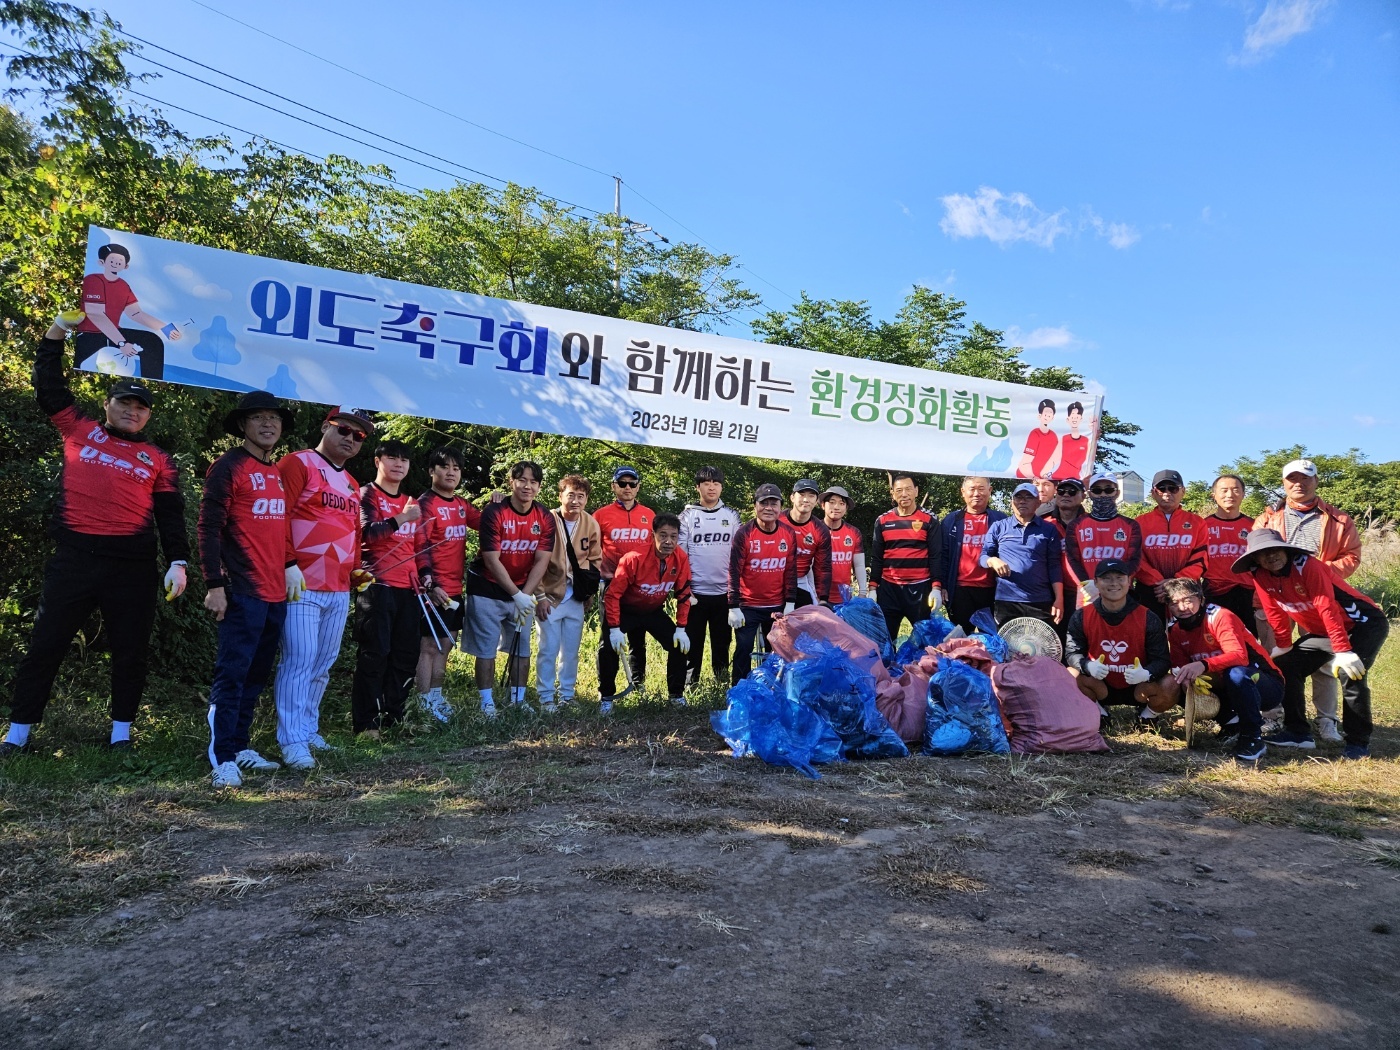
767, 606, 883, 673
991, 655, 1108, 754
880, 669, 930, 745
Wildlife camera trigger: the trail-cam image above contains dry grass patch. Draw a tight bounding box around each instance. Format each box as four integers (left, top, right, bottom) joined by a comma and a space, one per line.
868, 843, 986, 902
249, 852, 339, 879
301, 877, 450, 920
1071, 848, 1149, 870
573, 863, 716, 893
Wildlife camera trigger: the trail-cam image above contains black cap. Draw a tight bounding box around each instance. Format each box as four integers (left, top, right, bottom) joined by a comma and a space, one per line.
792, 478, 820, 495
324, 406, 376, 435
1056, 478, 1085, 491
754, 483, 783, 502
1152, 469, 1184, 489
612, 466, 640, 482
695, 465, 724, 483
108, 377, 154, 408
1094, 559, 1132, 579
223, 390, 296, 436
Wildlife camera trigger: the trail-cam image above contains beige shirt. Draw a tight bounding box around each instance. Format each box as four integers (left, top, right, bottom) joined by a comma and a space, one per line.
536, 508, 602, 603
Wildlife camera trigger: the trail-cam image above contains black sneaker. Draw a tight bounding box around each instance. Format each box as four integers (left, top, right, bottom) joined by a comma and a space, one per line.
1342, 744, 1370, 761
1263, 727, 1315, 749
108, 739, 134, 752
0, 740, 29, 759
1233, 736, 1266, 763
1216, 716, 1241, 742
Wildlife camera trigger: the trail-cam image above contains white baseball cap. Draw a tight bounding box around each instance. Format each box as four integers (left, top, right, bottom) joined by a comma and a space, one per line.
1087, 472, 1118, 490
1282, 459, 1317, 480
1012, 483, 1039, 498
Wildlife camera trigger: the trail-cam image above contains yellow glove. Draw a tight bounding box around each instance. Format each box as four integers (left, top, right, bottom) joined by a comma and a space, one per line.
55, 308, 85, 331
349, 568, 375, 593
1193, 674, 1213, 695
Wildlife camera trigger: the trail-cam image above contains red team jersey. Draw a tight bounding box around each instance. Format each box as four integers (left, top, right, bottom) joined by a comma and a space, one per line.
826, 522, 863, 603
782, 511, 832, 601
359, 483, 424, 589
1135, 508, 1207, 587
469, 501, 556, 600
729, 520, 799, 608
1051, 434, 1090, 480
593, 501, 654, 579
1020, 428, 1058, 478
1066, 515, 1143, 605
1252, 554, 1380, 654
198, 448, 288, 603
870, 509, 939, 586
1202, 514, 1254, 595
417, 491, 482, 596
957, 512, 996, 588
604, 545, 692, 627
280, 449, 361, 592
77, 273, 138, 335
1080, 602, 1151, 690
1168, 604, 1279, 675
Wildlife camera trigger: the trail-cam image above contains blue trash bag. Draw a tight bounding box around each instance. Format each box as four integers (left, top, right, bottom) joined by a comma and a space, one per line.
893, 613, 959, 666
785, 638, 909, 760
969, 608, 999, 637
923, 656, 1011, 756
834, 597, 895, 666
711, 657, 842, 778
969, 631, 1010, 663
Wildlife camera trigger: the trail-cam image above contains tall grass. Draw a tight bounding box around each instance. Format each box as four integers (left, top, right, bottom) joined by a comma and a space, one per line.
1355, 524, 1400, 620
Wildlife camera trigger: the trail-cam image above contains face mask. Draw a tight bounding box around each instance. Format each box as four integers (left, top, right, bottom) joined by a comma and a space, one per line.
1175, 608, 1205, 632
1090, 494, 1118, 519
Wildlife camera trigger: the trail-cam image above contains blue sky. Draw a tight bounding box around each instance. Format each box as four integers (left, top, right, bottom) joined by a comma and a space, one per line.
15, 0, 1399, 483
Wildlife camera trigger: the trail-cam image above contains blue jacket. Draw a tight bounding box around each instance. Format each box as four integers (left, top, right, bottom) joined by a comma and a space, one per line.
937, 508, 1010, 600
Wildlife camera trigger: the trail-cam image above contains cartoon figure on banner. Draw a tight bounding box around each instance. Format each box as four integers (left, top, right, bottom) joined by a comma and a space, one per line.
1051, 400, 1098, 481
73, 241, 185, 380
1016, 398, 1059, 479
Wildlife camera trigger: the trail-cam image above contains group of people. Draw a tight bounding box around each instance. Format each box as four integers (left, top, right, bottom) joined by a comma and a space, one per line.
0, 320, 1388, 785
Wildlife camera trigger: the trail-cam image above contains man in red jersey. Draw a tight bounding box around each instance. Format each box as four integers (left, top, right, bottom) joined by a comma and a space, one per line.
782, 479, 833, 608
1161, 578, 1280, 764
1065, 473, 1142, 609
199, 391, 296, 787
273, 407, 372, 770
1064, 561, 1173, 728
1050, 402, 1092, 481
353, 440, 427, 738
602, 514, 692, 711
1201, 475, 1258, 632
1016, 399, 1058, 479
414, 447, 481, 723
3, 318, 190, 759
1134, 469, 1207, 623
593, 466, 655, 699
937, 476, 1007, 632
1233, 529, 1387, 758
464, 461, 555, 717
820, 486, 865, 605
867, 474, 943, 641
727, 484, 799, 685
72, 243, 183, 380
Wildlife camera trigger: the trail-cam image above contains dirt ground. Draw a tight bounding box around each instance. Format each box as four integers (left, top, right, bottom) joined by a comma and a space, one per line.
2, 725, 1398, 1050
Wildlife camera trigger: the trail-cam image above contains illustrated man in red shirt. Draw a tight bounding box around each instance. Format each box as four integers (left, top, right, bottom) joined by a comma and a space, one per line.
1016, 399, 1058, 479
602, 513, 692, 712
73, 243, 183, 380
727, 484, 798, 685
3, 317, 189, 759
199, 391, 296, 787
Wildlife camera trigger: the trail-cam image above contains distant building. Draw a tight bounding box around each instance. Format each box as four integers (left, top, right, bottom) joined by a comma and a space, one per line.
1116, 470, 1145, 505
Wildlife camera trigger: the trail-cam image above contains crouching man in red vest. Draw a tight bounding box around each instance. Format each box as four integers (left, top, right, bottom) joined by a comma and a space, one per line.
1064, 559, 1173, 729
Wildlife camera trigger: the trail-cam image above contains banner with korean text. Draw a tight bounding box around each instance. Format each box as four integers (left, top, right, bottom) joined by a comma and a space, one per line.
78, 228, 1102, 479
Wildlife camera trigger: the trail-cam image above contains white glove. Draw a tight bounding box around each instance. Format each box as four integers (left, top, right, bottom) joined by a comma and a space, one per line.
285, 565, 306, 603
727, 608, 745, 630
1123, 661, 1153, 686
688, 595, 699, 606
1270, 645, 1292, 659
673, 630, 691, 655
1078, 580, 1099, 603
782, 602, 795, 615
609, 628, 628, 653
163, 563, 187, 601
510, 591, 536, 626
1084, 657, 1111, 681
927, 587, 943, 612
1324, 651, 1366, 681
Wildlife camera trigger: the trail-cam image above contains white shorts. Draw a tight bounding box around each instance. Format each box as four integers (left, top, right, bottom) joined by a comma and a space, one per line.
462, 594, 534, 659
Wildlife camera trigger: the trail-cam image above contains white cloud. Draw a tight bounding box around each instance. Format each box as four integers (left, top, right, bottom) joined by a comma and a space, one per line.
1238, 0, 1332, 63
939, 187, 1071, 249
163, 262, 232, 302
1006, 325, 1080, 351
1083, 379, 1108, 398
1084, 211, 1141, 249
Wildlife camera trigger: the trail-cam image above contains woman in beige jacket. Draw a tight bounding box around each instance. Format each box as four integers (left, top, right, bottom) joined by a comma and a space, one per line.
534, 474, 603, 711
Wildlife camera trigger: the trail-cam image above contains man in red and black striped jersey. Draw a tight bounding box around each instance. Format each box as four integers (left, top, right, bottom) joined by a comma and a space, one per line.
414, 447, 482, 722
821, 486, 865, 605
727, 484, 799, 685
352, 440, 427, 737
3, 320, 190, 758
602, 514, 693, 710
1065, 473, 1143, 609
867, 474, 944, 642
199, 391, 297, 787
464, 461, 555, 717
782, 478, 833, 608
1134, 469, 1208, 624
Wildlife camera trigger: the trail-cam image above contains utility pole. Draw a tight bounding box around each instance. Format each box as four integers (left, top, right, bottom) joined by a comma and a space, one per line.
613, 176, 622, 293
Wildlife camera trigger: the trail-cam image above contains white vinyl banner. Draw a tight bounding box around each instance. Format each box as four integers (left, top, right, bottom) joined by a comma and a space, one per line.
77, 227, 1102, 478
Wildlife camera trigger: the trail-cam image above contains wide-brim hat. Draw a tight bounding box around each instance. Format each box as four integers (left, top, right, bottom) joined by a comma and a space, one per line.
224, 390, 295, 436
1230, 528, 1309, 575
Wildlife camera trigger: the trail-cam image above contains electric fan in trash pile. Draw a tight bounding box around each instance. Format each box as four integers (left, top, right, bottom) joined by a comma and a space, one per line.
997, 617, 1062, 662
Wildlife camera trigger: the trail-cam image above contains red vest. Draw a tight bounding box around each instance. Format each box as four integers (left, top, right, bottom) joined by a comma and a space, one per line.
1081, 602, 1149, 690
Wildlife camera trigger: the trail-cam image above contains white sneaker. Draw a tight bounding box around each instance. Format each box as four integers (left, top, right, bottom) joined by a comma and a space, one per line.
1315, 716, 1343, 743
234, 749, 280, 772
307, 734, 336, 752
599, 699, 614, 716
281, 742, 316, 770
480, 700, 498, 720
211, 761, 242, 788
1260, 706, 1284, 722
540, 699, 558, 714
421, 691, 453, 723
670, 696, 688, 708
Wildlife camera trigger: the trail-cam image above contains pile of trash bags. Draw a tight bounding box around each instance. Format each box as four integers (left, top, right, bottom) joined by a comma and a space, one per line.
711, 602, 1105, 776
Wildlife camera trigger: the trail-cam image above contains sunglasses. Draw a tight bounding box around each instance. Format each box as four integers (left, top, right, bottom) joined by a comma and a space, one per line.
1089, 486, 1117, 496
1056, 485, 1083, 496
1155, 483, 1180, 493
333, 424, 367, 442
615, 479, 639, 488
